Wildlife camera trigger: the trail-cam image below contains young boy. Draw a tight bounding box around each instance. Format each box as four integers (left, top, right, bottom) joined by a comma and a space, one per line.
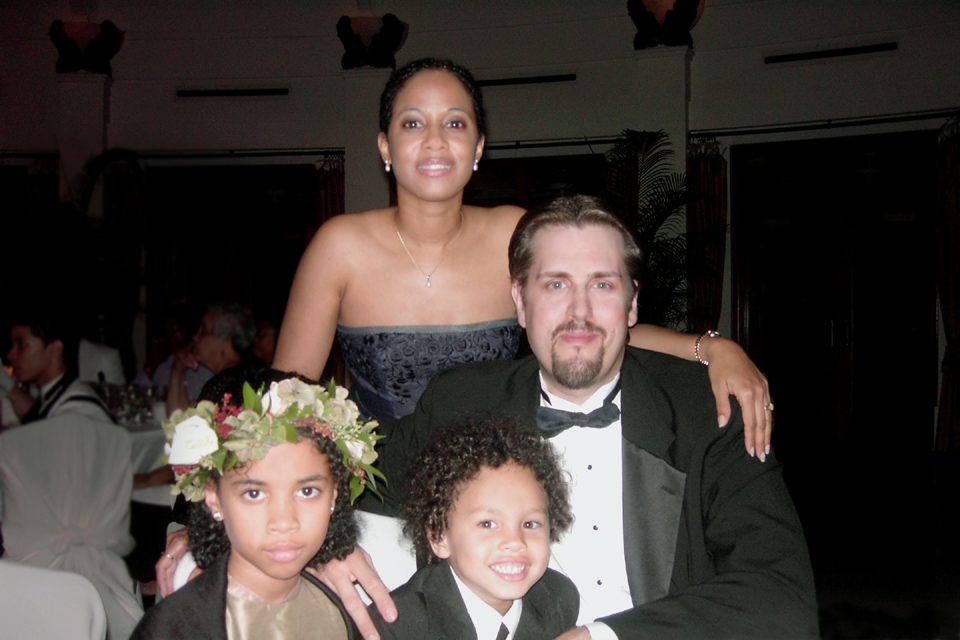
371, 417, 578, 640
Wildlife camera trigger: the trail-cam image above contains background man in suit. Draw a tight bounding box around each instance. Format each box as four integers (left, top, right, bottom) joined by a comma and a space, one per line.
4, 312, 113, 426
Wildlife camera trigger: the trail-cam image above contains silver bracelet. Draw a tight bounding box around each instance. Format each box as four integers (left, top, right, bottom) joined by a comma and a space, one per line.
694, 330, 721, 366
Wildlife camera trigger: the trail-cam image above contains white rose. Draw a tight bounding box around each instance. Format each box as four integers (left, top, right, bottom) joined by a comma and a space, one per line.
327, 395, 360, 424
263, 382, 291, 416
344, 439, 377, 465
167, 415, 220, 464
266, 379, 316, 415
286, 378, 317, 410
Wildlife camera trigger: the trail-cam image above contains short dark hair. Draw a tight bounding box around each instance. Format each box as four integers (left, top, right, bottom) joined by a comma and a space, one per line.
188, 370, 358, 568
207, 301, 255, 355
379, 57, 487, 139
9, 310, 79, 373
508, 195, 642, 295
401, 416, 573, 565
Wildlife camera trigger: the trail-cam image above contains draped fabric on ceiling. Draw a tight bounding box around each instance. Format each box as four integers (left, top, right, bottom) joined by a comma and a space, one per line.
686, 137, 728, 334
935, 119, 960, 452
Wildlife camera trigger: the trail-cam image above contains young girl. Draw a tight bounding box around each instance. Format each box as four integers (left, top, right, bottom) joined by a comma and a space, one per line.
370, 417, 578, 640
132, 374, 382, 640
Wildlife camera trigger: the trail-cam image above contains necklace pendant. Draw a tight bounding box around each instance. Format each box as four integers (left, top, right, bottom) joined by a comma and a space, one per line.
426, 277, 432, 288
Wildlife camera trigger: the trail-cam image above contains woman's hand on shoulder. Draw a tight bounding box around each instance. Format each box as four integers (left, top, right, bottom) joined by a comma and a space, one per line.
156, 528, 191, 598
701, 336, 773, 461
307, 546, 397, 640
627, 325, 772, 459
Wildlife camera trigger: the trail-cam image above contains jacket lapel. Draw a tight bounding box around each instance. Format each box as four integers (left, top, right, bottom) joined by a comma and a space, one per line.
619, 350, 687, 605
504, 351, 687, 605
512, 579, 555, 640
420, 562, 479, 640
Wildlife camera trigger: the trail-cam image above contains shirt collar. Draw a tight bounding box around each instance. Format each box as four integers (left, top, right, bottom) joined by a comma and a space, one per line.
450, 564, 522, 640
539, 372, 622, 414
39, 373, 66, 400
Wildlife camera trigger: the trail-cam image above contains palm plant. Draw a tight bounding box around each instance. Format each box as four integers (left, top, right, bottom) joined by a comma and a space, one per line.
604, 129, 689, 329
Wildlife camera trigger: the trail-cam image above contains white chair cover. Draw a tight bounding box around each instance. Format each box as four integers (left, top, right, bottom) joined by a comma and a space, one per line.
0, 415, 144, 639
0, 559, 108, 640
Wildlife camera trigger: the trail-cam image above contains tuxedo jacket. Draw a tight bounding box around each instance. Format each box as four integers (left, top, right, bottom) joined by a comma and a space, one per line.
19, 374, 114, 426
130, 554, 359, 640
369, 560, 578, 640
369, 347, 818, 640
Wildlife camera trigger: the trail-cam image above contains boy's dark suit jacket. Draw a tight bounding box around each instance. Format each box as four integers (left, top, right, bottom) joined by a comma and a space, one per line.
130, 554, 359, 640
363, 347, 819, 640
369, 560, 579, 640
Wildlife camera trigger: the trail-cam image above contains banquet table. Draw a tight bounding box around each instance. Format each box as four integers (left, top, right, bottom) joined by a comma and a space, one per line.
125, 423, 174, 507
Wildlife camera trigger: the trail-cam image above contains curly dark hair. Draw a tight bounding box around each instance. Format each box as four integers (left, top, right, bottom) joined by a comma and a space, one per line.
188, 368, 358, 569
189, 428, 358, 569
379, 57, 487, 139
401, 416, 573, 564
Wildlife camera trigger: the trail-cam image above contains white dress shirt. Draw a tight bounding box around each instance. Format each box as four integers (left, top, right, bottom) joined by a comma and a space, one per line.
541, 374, 630, 639
452, 565, 522, 640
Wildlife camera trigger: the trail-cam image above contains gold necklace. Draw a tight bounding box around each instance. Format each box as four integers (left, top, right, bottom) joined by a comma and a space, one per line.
395, 211, 464, 288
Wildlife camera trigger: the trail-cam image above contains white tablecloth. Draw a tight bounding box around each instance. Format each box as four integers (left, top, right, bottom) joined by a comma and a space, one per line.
125, 425, 174, 507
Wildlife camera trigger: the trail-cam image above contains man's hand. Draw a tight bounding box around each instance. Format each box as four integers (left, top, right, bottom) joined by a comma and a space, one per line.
7, 384, 35, 419
171, 346, 200, 375
133, 464, 175, 490
156, 528, 190, 598
307, 546, 397, 640
555, 627, 592, 640
703, 336, 773, 461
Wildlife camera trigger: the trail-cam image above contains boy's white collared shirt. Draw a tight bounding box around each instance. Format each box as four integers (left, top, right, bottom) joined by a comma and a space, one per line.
451, 564, 522, 640
541, 373, 630, 639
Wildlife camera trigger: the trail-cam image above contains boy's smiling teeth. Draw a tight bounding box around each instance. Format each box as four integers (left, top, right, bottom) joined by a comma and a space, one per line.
490, 562, 527, 575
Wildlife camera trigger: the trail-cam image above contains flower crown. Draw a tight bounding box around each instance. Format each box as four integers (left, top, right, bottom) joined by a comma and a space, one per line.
162, 378, 384, 503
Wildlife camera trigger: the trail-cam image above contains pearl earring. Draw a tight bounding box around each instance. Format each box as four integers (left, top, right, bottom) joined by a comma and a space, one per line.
330, 505, 335, 513
473, 159, 479, 172
384, 160, 391, 173
213, 511, 222, 521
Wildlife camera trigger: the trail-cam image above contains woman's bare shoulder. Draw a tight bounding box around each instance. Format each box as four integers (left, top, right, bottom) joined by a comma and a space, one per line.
481, 204, 526, 223
464, 204, 525, 236
306, 208, 395, 253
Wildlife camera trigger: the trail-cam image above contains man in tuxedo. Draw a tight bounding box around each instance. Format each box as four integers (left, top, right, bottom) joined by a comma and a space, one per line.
4, 314, 113, 426
344, 195, 817, 640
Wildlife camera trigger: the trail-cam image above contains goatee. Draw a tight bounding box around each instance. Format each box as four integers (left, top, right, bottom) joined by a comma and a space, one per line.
550, 321, 606, 389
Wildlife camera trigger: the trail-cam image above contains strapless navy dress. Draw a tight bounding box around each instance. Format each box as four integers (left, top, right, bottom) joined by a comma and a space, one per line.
336, 319, 523, 421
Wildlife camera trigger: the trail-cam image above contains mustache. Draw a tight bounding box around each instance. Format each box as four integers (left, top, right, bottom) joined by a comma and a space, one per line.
551, 320, 607, 341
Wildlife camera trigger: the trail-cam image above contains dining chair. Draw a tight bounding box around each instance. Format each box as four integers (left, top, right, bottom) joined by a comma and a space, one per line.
0, 414, 144, 639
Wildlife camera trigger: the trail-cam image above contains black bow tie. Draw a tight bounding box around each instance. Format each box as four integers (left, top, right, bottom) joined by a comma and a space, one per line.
536, 381, 621, 438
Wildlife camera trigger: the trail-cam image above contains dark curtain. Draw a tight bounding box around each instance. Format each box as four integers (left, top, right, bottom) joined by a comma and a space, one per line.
101, 154, 146, 374
686, 138, 727, 334
316, 156, 345, 225
314, 156, 348, 386
935, 119, 960, 452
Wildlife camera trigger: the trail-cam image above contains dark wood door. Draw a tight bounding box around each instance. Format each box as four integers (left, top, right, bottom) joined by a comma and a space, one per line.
731, 131, 939, 575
